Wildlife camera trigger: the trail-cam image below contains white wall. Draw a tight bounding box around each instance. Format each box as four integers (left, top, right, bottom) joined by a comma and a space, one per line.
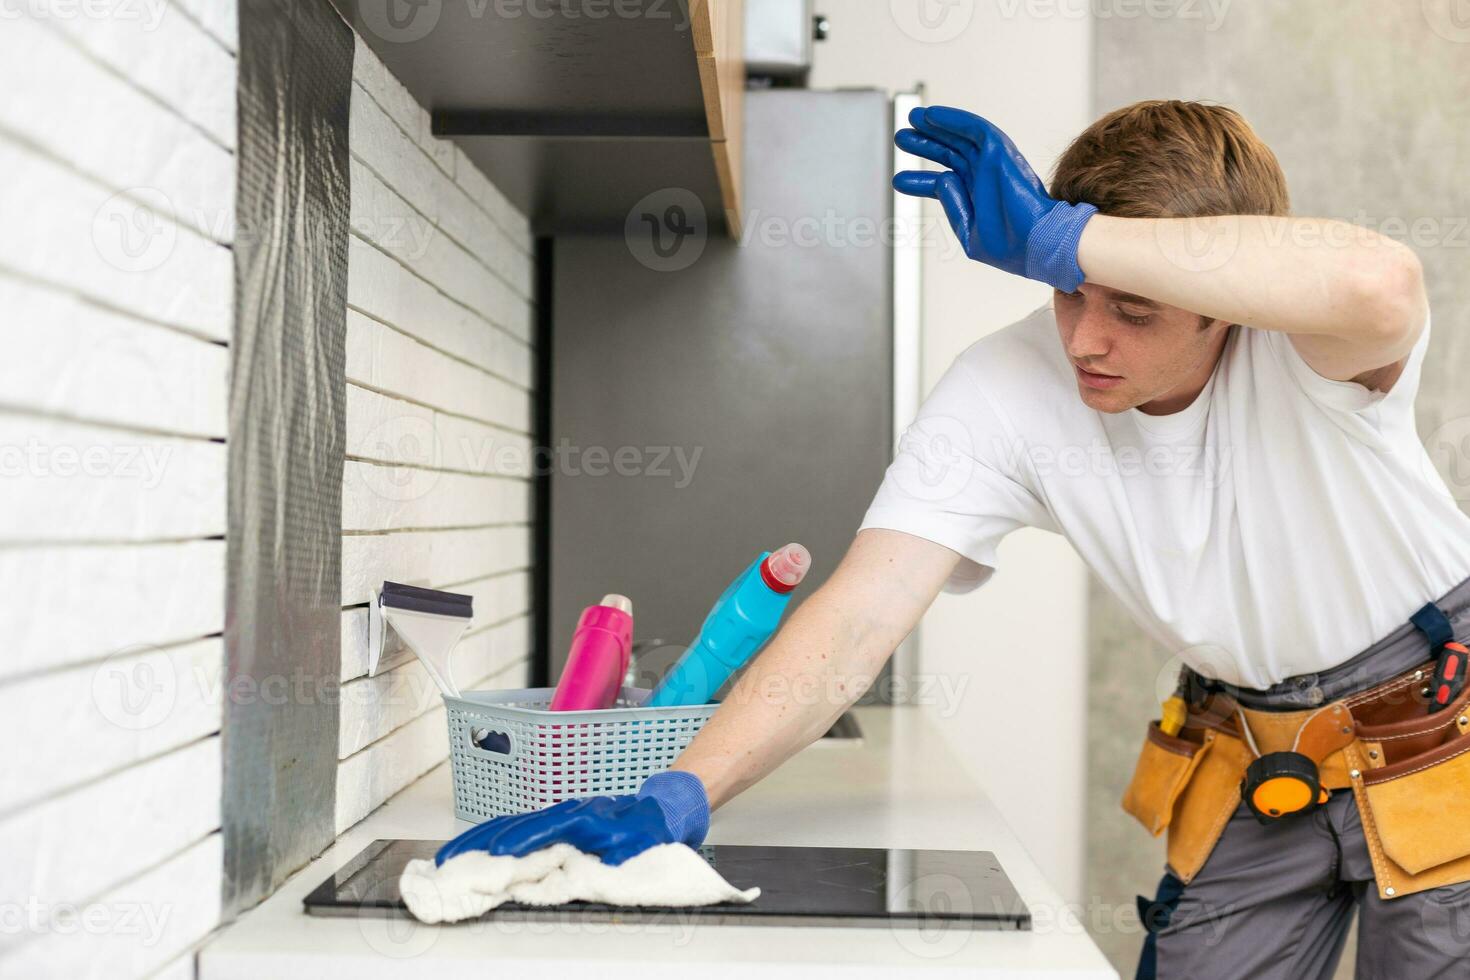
334, 37, 538, 834
0, 2, 237, 977
809, 0, 1093, 905
0, 10, 541, 973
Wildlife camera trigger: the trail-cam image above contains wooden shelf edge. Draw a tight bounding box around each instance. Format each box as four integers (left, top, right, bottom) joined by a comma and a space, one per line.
690, 0, 716, 54
693, 0, 743, 240
712, 139, 742, 240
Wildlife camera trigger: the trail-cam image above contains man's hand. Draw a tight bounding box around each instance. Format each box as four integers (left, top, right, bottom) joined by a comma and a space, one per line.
434, 770, 709, 866
894, 105, 1097, 292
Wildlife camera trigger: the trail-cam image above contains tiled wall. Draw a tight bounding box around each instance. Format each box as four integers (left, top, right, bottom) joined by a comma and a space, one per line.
0, 7, 539, 972
0, 2, 238, 977
335, 36, 537, 834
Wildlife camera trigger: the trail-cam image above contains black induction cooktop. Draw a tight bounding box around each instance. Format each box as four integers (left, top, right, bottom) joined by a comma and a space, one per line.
302, 840, 1030, 929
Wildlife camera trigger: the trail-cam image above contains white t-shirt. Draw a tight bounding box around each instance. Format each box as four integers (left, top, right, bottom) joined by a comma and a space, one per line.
859, 304, 1470, 689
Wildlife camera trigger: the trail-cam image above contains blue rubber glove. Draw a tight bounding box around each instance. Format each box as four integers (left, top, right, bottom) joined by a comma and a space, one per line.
434, 770, 710, 867
893, 105, 1097, 292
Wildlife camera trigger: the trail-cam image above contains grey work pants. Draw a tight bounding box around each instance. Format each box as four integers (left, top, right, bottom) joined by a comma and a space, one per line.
1139, 790, 1470, 979
1137, 577, 1470, 977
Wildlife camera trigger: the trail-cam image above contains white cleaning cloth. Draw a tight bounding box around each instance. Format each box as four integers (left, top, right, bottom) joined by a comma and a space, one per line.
399, 843, 761, 924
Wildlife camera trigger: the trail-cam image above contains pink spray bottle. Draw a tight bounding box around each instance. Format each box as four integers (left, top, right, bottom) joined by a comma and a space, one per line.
549, 593, 634, 711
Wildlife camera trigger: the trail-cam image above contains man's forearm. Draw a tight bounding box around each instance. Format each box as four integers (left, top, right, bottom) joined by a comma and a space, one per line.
668, 589, 888, 810
1077, 213, 1426, 343
668, 528, 957, 811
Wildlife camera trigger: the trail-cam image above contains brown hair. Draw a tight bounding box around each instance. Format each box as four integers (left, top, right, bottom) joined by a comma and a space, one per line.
1050, 100, 1289, 220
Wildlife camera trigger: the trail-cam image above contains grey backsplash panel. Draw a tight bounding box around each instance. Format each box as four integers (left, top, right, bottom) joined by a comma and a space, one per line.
549, 89, 895, 700
1084, 4, 1470, 975
225, 0, 352, 916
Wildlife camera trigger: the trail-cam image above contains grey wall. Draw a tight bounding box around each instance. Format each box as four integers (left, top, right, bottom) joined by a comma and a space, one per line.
1084, 2, 1470, 974
548, 89, 893, 685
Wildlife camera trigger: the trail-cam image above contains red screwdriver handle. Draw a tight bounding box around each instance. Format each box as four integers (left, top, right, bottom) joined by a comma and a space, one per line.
1432, 641, 1469, 709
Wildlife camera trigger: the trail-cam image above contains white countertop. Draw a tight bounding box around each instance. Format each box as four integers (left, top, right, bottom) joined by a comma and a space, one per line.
201, 706, 1118, 979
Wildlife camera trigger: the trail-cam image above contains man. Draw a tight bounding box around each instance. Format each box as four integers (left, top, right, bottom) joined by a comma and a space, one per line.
441, 101, 1470, 979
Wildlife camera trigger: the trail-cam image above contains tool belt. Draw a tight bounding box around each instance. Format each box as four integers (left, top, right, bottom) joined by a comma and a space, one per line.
1121, 597, 1470, 901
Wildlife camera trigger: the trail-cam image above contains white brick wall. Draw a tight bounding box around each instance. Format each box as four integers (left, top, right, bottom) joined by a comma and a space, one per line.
337, 35, 536, 835
0, 13, 538, 969
0, 3, 237, 979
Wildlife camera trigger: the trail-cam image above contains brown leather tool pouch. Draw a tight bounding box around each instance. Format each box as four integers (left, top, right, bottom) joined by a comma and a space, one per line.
1348, 681, 1470, 899
1163, 724, 1253, 883
1121, 721, 1213, 837
1120, 705, 1254, 883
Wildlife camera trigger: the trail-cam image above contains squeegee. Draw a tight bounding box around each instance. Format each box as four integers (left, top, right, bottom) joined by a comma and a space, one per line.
368, 581, 474, 698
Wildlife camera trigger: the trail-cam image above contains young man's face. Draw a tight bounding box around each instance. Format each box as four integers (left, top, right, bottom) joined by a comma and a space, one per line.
1053, 285, 1231, 414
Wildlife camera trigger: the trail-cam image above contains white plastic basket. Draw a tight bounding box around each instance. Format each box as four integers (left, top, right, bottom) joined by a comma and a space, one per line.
444, 686, 718, 823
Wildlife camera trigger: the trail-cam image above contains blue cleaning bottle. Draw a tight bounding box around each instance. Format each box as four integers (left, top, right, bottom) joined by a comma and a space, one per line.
646, 543, 811, 707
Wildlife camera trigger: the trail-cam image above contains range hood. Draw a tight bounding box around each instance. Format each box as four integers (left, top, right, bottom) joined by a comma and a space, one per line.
334, 0, 745, 236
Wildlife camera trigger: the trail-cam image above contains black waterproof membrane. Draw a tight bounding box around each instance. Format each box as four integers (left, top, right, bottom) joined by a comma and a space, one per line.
226, 0, 353, 915
304, 840, 1032, 929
